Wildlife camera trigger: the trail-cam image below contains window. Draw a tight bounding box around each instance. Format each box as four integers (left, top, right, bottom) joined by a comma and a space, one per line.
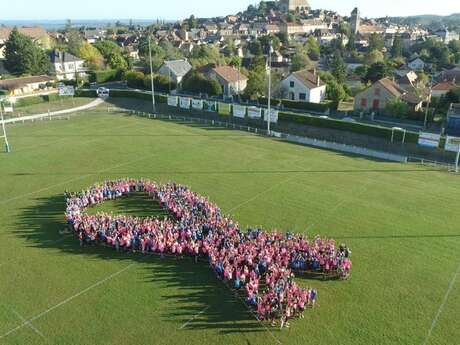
290, 81, 295, 88
374, 87, 381, 96
361, 98, 367, 108
299, 93, 306, 100
373, 99, 380, 109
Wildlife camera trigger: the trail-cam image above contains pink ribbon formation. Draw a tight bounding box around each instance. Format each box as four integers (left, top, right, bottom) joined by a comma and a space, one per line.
65, 179, 352, 325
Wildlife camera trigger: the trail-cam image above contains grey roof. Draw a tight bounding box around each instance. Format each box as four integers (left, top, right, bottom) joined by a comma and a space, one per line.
49, 50, 82, 64
163, 59, 192, 77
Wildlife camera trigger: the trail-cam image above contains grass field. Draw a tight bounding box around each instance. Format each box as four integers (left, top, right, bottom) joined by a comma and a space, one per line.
0, 108, 459, 345
4, 97, 94, 119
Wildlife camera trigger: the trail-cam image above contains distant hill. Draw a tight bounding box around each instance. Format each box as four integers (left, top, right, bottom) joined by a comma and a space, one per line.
384, 13, 460, 31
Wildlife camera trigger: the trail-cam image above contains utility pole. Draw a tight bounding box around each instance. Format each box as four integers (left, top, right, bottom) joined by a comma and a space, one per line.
267, 41, 273, 136
148, 36, 156, 113
424, 81, 432, 129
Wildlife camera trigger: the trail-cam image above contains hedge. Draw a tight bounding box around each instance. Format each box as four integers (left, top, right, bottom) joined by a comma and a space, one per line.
109, 89, 167, 104
75, 89, 97, 97
89, 69, 122, 84
278, 112, 419, 144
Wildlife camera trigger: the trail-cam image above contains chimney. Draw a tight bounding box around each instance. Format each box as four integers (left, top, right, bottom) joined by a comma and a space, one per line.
317, 75, 321, 87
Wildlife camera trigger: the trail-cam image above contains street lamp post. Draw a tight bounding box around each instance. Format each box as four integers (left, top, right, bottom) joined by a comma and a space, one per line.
267, 42, 273, 136
148, 36, 156, 113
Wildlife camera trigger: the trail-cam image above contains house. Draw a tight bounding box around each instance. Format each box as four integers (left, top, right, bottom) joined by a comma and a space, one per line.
158, 59, 192, 84
432, 81, 458, 98
440, 67, 460, 83
49, 50, 87, 81
208, 65, 248, 96
0, 27, 51, 58
408, 58, 425, 71
0, 75, 54, 96
435, 28, 459, 44
280, 69, 326, 103
397, 71, 419, 90
354, 78, 426, 113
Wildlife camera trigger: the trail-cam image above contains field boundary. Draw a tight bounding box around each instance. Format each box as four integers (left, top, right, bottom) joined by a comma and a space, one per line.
0, 98, 104, 125
108, 107, 409, 164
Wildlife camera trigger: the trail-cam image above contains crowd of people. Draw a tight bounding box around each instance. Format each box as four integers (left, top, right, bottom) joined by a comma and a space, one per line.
65, 179, 352, 328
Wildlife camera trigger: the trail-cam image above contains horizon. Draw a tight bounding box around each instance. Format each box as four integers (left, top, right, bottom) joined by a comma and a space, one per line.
1, 0, 460, 22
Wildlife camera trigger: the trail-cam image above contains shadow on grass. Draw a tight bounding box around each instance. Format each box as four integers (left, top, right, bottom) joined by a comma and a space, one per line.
14, 194, 272, 335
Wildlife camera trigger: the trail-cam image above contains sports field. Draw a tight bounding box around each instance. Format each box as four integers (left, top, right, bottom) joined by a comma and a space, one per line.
0, 109, 459, 345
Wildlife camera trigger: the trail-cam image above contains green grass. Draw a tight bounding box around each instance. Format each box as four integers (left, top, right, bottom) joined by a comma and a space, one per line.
0, 110, 459, 345
4, 97, 94, 119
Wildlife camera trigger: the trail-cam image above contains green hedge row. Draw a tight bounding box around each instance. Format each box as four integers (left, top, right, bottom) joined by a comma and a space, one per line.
75, 89, 97, 97
109, 89, 167, 103
278, 112, 419, 144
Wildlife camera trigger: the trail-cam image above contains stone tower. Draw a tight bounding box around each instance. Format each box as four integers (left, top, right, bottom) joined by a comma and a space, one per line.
351, 7, 361, 34
280, 0, 310, 13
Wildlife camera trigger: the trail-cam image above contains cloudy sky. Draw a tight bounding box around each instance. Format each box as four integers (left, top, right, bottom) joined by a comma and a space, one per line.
1, 0, 459, 20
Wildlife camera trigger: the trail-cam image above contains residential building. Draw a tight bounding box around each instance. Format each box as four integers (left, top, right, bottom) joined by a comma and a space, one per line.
435, 28, 459, 44
432, 81, 458, 98
408, 58, 425, 71
0, 75, 54, 96
0, 27, 51, 59
49, 50, 87, 81
354, 78, 426, 113
208, 65, 248, 96
158, 59, 192, 84
280, 69, 326, 103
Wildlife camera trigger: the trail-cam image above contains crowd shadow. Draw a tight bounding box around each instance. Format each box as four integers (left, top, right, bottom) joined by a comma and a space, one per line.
14, 193, 272, 335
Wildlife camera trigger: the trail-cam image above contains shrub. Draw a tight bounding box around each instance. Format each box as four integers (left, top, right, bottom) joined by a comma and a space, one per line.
89, 69, 121, 83
125, 71, 145, 89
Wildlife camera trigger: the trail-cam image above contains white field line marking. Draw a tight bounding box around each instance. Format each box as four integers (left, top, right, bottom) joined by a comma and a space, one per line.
422, 260, 460, 345
179, 306, 210, 330
306, 180, 373, 233
11, 309, 46, 340
227, 175, 298, 214
0, 263, 134, 340
0, 153, 153, 206
12, 120, 137, 154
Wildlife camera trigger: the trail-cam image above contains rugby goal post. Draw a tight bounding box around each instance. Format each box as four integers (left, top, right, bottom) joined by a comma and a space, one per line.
0, 104, 11, 153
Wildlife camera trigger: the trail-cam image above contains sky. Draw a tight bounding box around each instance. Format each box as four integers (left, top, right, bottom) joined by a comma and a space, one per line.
1, 0, 459, 21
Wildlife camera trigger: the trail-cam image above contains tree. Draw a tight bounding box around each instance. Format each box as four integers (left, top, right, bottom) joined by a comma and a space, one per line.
66, 30, 84, 56
366, 49, 384, 65
187, 15, 197, 29
305, 36, 320, 60
182, 71, 222, 96
94, 40, 121, 60
244, 58, 267, 99
391, 35, 403, 58
291, 47, 312, 72
328, 79, 347, 103
109, 53, 128, 71
385, 98, 409, 118
364, 62, 390, 83
248, 40, 263, 56
331, 53, 347, 84
4, 28, 50, 75
346, 33, 356, 51
368, 33, 384, 52
78, 43, 104, 70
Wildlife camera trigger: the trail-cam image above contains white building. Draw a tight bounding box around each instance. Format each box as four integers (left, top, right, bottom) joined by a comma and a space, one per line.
280, 69, 326, 103
49, 51, 87, 81
158, 59, 192, 84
